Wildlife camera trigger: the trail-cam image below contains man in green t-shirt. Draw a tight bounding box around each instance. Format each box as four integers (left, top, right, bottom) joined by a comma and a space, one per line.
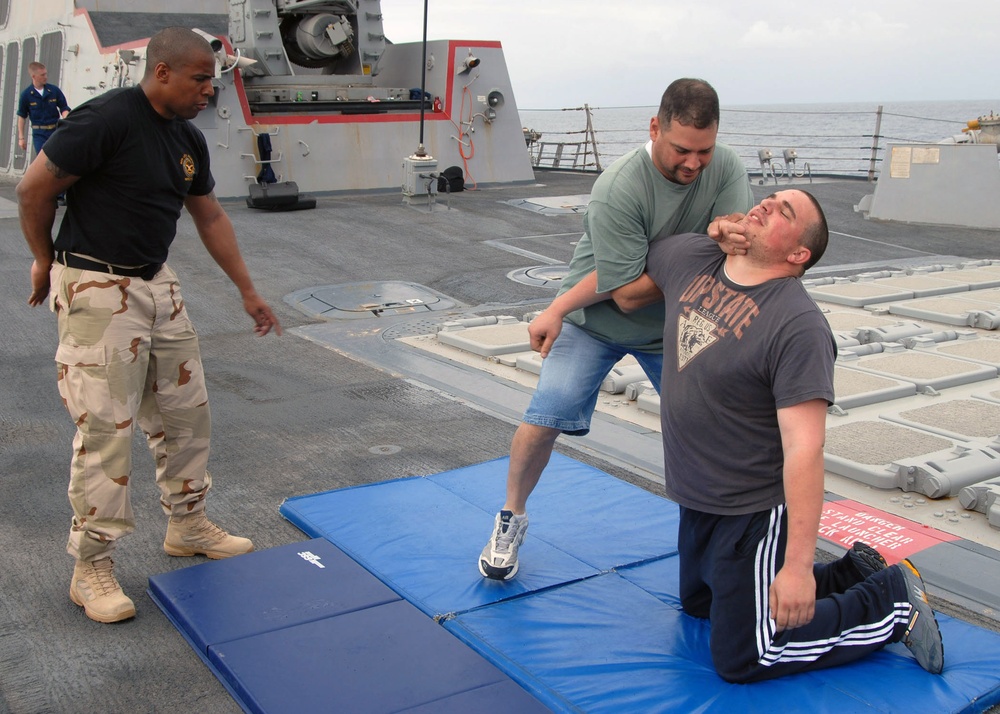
479, 78, 754, 581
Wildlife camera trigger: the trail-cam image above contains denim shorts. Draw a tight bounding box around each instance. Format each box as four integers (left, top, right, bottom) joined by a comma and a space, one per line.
522, 321, 663, 436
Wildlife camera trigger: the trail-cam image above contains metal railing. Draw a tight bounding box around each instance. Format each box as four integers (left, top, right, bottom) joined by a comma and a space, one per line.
521, 104, 992, 181
525, 104, 602, 172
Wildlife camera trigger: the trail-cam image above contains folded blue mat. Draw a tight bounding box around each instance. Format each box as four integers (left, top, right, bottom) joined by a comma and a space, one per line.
149, 538, 551, 714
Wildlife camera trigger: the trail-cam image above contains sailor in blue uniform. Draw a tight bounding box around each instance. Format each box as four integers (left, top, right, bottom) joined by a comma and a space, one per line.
17, 62, 70, 159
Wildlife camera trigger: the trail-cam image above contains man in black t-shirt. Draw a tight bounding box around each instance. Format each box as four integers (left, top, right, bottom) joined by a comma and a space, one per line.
17, 27, 282, 624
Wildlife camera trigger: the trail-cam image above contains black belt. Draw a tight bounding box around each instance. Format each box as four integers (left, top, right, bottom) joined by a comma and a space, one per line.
33, 123, 57, 130
56, 251, 161, 280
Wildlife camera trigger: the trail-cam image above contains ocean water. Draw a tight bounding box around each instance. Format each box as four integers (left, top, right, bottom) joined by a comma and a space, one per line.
518, 100, 1000, 177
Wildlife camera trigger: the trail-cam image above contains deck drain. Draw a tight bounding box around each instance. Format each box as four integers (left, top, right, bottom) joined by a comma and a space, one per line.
368, 444, 401, 455
284, 281, 457, 320
508, 265, 569, 288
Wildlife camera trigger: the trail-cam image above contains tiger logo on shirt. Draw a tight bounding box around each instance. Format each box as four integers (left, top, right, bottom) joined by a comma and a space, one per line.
677, 309, 718, 370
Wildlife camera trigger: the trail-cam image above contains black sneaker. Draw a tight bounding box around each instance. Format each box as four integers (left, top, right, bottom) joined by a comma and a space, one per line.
849, 541, 888, 579
897, 559, 944, 674
478, 510, 528, 580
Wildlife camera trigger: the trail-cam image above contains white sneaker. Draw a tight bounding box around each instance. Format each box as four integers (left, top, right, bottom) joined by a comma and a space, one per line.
478, 510, 528, 580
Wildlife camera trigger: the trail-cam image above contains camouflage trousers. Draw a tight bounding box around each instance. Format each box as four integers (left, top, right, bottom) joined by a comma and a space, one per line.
51, 262, 212, 562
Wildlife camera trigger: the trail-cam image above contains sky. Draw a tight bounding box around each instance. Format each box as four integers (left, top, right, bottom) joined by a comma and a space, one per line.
379, 0, 1000, 109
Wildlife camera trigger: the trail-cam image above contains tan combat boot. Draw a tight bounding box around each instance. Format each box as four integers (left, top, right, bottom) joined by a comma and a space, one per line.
163, 512, 253, 559
69, 558, 136, 623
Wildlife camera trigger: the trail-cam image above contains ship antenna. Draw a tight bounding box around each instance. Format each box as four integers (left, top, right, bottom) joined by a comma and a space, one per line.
415, 0, 429, 157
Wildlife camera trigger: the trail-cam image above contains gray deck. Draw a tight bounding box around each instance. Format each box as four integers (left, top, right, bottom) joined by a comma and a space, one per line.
2, 171, 1000, 713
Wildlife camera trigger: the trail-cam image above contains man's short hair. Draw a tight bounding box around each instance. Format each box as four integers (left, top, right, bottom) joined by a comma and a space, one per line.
797, 190, 829, 272
144, 27, 214, 77
28, 62, 46, 73
658, 79, 720, 130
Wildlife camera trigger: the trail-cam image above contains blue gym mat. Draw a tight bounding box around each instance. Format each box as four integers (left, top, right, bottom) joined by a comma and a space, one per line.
153, 454, 1000, 713
280, 454, 679, 617
148, 537, 551, 714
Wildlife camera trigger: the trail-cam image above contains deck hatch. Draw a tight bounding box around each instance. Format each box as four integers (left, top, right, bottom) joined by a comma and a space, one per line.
285, 281, 457, 320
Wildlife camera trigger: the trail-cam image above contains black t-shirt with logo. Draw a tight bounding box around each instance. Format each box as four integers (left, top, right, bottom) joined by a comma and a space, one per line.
45, 86, 215, 266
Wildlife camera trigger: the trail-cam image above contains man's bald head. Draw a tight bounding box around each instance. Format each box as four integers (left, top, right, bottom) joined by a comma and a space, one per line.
143, 27, 215, 79
140, 27, 217, 120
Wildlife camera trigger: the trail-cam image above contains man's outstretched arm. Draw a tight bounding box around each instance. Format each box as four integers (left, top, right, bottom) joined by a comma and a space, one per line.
185, 192, 282, 337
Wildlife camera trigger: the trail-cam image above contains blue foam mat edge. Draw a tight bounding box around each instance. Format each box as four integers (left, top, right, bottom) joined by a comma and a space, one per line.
147, 585, 258, 714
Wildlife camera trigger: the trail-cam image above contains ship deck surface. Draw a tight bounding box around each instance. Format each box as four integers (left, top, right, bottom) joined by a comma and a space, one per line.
2, 171, 999, 712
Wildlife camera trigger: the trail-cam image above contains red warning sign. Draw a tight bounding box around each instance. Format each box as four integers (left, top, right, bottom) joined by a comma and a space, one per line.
818, 499, 961, 563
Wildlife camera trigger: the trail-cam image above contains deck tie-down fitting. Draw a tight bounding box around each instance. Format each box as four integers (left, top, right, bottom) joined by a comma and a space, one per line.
892, 439, 1000, 499
959, 479, 1000, 527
